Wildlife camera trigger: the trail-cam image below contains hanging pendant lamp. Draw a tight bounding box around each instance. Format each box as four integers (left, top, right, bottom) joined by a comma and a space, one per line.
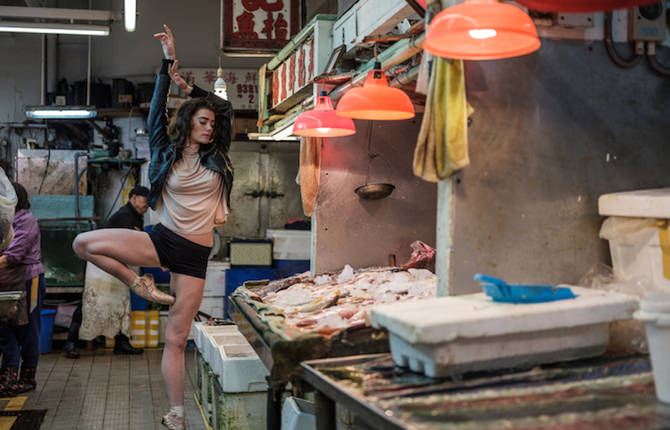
336, 62, 415, 120
423, 0, 541, 60
292, 91, 356, 137
515, 0, 659, 12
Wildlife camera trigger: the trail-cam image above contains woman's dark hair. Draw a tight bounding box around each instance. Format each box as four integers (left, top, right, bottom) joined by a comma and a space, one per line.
11, 182, 30, 210
167, 98, 219, 150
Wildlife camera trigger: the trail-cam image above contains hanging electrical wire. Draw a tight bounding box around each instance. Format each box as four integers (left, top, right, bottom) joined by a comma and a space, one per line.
102, 167, 134, 225
646, 42, 670, 77
37, 148, 51, 194
604, 11, 643, 68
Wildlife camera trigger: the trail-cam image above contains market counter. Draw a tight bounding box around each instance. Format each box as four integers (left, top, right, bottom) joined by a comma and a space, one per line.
301, 353, 668, 430
227, 266, 436, 429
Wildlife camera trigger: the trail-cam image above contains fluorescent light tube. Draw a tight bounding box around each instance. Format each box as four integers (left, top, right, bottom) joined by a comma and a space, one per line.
124, 0, 136, 32
271, 124, 299, 141
26, 106, 97, 119
0, 22, 109, 36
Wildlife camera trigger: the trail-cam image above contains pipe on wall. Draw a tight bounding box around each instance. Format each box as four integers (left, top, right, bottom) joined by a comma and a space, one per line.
46, 35, 57, 98
40, 35, 45, 105
73, 151, 88, 217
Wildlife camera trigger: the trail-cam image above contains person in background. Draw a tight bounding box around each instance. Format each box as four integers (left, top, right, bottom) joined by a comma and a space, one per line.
72, 25, 233, 430
64, 185, 150, 358
0, 182, 45, 396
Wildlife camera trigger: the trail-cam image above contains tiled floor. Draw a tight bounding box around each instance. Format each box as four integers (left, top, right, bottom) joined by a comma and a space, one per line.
17, 347, 207, 430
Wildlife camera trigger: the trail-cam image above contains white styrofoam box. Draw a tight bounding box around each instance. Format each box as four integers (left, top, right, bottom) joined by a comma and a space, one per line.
266, 229, 311, 260
203, 261, 230, 297
281, 397, 316, 430
370, 287, 638, 377
205, 333, 247, 366
193, 322, 233, 351
206, 326, 269, 393
599, 188, 670, 218
202, 325, 241, 365
604, 223, 670, 291
598, 188, 670, 291
199, 296, 225, 319
193, 322, 204, 350
211, 344, 269, 393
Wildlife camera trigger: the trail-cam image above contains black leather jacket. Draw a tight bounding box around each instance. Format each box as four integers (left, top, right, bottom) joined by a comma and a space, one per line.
146, 59, 234, 211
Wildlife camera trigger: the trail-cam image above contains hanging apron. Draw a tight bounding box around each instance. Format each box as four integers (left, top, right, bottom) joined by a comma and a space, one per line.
79, 263, 131, 340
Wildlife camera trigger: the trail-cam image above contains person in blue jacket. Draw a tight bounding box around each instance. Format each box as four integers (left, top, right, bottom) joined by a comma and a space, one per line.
73, 25, 233, 430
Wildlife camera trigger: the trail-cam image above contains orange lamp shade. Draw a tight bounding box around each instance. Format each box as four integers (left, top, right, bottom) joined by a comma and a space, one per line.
516, 0, 659, 12
292, 91, 356, 137
336, 63, 415, 121
423, 0, 541, 60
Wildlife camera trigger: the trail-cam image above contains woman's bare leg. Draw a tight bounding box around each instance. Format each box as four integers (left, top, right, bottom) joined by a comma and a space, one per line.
161, 273, 204, 407
72, 229, 161, 285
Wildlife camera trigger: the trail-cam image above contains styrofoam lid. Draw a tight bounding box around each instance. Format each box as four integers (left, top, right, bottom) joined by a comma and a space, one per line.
598, 188, 670, 218
640, 293, 670, 313
370, 287, 638, 344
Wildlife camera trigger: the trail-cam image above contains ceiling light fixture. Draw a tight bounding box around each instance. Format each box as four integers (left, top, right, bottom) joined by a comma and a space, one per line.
423, 0, 540, 60
25, 106, 97, 119
124, 0, 136, 32
293, 91, 356, 137
336, 62, 415, 121
0, 6, 112, 36
0, 22, 109, 36
214, 72, 228, 100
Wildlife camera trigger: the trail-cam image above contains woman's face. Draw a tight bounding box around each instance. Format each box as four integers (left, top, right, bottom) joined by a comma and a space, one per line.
190, 108, 215, 145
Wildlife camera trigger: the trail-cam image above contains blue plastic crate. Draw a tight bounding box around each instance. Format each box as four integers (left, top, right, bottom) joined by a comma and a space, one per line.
40, 309, 57, 354
223, 261, 310, 319
274, 259, 310, 279
224, 267, 277, 319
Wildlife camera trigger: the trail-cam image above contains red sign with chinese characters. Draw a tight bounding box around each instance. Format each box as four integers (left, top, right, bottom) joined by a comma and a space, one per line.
169, 68, 259, 111
271, 38, 314, 110
222, 0, 300, 52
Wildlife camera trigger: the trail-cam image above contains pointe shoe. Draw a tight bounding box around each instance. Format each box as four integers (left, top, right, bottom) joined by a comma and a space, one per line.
130, 274, 175, 305
161, 412, 185, 430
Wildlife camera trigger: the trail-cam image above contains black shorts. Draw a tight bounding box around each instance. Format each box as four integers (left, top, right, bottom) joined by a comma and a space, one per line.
147, 224, 211, 279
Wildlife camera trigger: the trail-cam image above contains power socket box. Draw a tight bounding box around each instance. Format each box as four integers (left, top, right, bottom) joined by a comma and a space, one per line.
630, 2, 667, 42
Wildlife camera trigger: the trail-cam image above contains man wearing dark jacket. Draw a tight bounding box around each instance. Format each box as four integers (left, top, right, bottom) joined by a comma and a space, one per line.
64, 186, 150, 358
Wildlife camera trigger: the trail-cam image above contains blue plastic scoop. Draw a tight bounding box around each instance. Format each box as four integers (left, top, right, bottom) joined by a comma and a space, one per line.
474, 273, 577, 303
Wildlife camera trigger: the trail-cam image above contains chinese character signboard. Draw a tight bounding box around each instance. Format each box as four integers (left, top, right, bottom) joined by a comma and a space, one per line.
272, 38, 314, 111
173, 68, 259, 111
266, 17, 335, 113
222, 0, 300, 53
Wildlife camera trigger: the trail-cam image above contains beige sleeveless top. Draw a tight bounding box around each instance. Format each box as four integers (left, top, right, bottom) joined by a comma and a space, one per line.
157, 144, 228, 236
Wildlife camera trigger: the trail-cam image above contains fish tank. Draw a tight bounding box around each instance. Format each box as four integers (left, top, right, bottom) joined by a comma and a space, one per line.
40, 221, 93, 287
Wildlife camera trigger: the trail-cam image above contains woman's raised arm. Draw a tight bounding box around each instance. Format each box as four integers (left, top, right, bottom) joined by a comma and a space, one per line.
147, 25, 176, 152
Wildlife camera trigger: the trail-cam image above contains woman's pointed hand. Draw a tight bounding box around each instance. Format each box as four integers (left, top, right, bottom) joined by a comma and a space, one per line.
153, 24, 176, 60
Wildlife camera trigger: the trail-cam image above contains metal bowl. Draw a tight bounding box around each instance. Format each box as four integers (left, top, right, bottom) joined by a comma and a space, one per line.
354, 183, 395, 200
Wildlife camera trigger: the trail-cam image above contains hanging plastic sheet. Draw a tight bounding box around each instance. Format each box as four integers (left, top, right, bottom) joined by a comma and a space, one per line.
299, 137, 321, 217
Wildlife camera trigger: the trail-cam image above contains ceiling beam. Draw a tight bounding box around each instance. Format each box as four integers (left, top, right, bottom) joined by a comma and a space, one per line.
0, 5, 113, 22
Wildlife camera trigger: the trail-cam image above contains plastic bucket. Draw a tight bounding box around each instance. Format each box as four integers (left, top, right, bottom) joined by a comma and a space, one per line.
40, 309, 57, 354
634, 293, 670, 403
